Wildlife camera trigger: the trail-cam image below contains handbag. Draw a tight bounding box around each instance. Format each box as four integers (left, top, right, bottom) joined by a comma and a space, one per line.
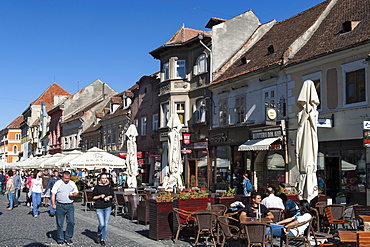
22, 187, 29, 193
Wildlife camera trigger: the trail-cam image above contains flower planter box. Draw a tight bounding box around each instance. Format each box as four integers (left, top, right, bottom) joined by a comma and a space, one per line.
215, 195, 243, 207
174, 197, 215, 212
149, 200, 174, 240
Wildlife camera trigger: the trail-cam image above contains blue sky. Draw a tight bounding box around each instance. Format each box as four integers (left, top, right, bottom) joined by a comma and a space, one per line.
0, 0, 324, 129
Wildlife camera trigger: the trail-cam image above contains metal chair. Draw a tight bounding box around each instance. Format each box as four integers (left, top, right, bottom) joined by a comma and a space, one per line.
268, 207, 283, 223
84, 189, 94, 212
242, 222, 273, 247
217, 216, 241, 247
113, 191, 127, 217
193, 212, 218, 246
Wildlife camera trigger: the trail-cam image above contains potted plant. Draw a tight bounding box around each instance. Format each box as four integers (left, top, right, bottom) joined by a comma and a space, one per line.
156, 191, 175, 202
335, 192, 346, 204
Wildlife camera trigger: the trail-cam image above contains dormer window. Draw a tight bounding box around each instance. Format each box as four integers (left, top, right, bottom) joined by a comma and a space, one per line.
267, 45, 274, 55
195, 54, 207, 75
241, 57, 247, 65
342, 21, 360, 33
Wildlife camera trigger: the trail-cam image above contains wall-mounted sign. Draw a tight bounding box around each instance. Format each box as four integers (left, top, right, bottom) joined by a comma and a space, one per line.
364, 121, 370, 148
182, 133, 191, 145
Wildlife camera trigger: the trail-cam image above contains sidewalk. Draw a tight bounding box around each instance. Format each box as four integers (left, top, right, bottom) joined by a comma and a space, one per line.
0, 193, 191, 247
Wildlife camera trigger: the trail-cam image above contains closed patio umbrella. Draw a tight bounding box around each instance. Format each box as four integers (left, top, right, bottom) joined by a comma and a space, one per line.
296, 80, 320, 202
125, 124, 138, 188
167, 113, 184, 189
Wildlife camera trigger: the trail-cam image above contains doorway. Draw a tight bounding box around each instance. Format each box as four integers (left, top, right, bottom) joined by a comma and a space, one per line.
325, 157, 340, 198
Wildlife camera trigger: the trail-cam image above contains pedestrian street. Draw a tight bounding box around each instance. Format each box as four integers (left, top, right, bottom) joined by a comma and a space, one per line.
0, 193, 191, 247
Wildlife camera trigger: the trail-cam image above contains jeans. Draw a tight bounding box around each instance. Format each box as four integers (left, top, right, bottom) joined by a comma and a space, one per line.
2, 183, 6, 195
7, 192, 15, 209
270, 223, 295, 237
14, 188, 20, 205
56, 203, 75, 243
32, 192, 42, 216
96, 207, 112, 240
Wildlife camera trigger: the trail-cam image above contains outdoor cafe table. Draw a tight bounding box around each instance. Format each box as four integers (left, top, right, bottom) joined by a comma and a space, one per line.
338, 230, 357, 245
359, 215, 370, 222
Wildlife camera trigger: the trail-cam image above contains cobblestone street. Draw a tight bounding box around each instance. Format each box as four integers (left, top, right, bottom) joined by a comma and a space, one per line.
0, 193, 192, 247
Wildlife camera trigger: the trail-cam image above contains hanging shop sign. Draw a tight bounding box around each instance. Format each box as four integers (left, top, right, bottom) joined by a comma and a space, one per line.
364, 121, 370, 148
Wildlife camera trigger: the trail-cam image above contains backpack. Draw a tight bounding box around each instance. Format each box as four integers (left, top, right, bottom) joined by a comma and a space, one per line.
246, 179, 253, 191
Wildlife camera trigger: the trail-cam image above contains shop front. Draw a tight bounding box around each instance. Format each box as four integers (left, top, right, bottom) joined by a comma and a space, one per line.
238, 123, 287, 192
208, 126, 250, 193
318, 139, 366, 205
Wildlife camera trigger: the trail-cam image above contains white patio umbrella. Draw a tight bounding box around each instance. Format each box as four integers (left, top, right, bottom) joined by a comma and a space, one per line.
296, 80, 320, 202
68, 147, 126, 170
55, 150, 83, 170
40, 153, 65, 169
167, 113, 184, 189
125, 124, 139, 188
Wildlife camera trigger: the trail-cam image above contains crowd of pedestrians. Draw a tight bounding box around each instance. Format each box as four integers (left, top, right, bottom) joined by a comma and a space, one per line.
1, 168, 116, 246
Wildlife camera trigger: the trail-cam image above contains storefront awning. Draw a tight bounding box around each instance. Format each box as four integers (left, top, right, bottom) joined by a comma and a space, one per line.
238, 137, 282, 151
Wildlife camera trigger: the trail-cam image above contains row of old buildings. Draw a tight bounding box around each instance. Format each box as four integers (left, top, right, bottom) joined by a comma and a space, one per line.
1, 0, 369, 203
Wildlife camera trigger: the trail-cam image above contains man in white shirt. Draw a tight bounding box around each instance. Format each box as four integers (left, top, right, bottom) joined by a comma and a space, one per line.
260, 186, 285, 210
51, 171, 79, 246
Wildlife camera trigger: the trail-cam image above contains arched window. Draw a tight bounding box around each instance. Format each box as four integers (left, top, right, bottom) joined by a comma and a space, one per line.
195, 54, 207, 75
13, 145, 18, 153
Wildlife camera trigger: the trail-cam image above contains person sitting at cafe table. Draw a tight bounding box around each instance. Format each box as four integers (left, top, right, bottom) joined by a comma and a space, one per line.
240, 192, 274, 220
269, 200, 312, 238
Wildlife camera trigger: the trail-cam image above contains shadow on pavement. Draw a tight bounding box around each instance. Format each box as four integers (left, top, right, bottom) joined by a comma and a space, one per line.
46, 230, 57, 242
136, 229, 149, 238
24, 243, 49, 247
81, 228, 98, 243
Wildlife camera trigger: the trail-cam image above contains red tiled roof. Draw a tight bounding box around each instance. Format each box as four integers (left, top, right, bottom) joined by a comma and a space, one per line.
213, 0, 330, 84
83, 122, 101, 134
165, 26, 211, 45
30, 83, 71, 111
111, 96, 121, 104
287, 0, 370, 65
6, 115, 24, 129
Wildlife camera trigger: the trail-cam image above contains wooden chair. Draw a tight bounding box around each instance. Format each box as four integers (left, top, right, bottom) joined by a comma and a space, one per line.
113, 191, 127, 217
193, 212, 218, 246
137, 194, 157, 225
242, 222, 272, 247
280, 218, 313, 247
357, 231, 370, 246
324, 206, 353, 233
84, 189, 94, 212
268, 208, 283, 223
173, 208, 196, 243
217, 216, 241, 247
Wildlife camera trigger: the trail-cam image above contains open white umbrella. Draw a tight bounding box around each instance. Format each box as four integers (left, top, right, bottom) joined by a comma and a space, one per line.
125, 124, 138, 188
296, 80, 320, 202
55, 150, 83, 169
167, 113, 184, 189
68, 147, 126, 170
40, 153, 65, 169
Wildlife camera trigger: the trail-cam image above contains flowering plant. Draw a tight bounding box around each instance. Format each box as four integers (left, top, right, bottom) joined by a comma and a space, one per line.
178, 187, 209, 200
278, 184, 296, 194
156, 191, 175, 202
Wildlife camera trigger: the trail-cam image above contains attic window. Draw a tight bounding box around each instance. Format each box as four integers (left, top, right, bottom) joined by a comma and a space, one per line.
267, 45, 274, 55
241, 57, 247, 65
342, 21, 360, 33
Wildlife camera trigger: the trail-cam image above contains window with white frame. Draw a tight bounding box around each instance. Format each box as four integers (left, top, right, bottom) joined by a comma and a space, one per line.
161, 103, 169, 127
176, 60, 186, 79
219, 100, 228, 126
342, 60, 367, 107
194, 99, 206, 123
112, 126, 116, 144
141, 117, 147, 136
15, 133, 21, 140
152, 114, 159, 131
263, 87, 276, 119
89, 137, 93, 149
175, 102, 185, 125
97, 137, 100, 148
133, 119, 138, 128
236, 96, 245, 124
162, 62, 169, 81
195, 54, 207, 75
107, 129, 111, 144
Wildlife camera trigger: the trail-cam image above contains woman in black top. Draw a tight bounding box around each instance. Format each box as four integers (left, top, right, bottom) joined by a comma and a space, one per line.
93, 173, 114, 246
240, 192, 274, 220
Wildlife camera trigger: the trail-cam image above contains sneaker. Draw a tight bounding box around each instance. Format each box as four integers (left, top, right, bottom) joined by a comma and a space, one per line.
100, 240, 106, 246
49, 213, 55, 217
95, 234, 101, 244
65, 240, 73, 246
34, 215, 38, 218
57, 242, 64, 246
27, 203, 30, 207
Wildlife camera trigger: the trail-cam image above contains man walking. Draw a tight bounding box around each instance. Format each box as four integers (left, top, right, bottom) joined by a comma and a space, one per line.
51, 171, 79, 246
0, 171, 5, 195
44, 170, 61, 216
41, 169, 51, 207
13, 170, 22, 207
